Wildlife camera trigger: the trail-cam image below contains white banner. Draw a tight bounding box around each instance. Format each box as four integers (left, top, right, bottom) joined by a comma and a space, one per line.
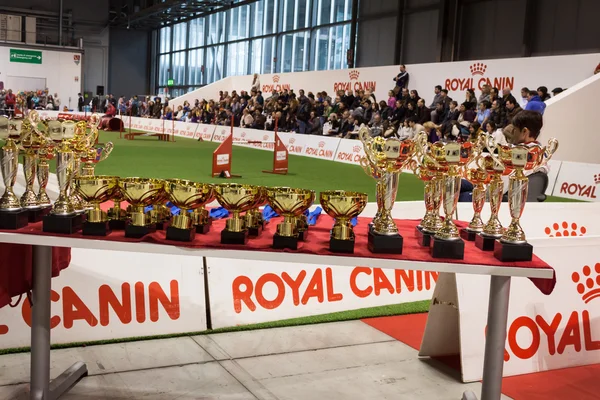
552, 161, 600, 201
334, 138, 366, 165
302, 135, 341, 161
0, 249, 206, 349
206, 259, 438, 329
278, 131, 310, 156
211, 125, 232, 143
232, 127, 275, 151
197, 124, 216, 141
456, 236, 600, 381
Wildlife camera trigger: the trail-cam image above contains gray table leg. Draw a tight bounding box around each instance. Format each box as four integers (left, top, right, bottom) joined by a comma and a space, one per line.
463, 275, 511, 400
30, 245, 87, 400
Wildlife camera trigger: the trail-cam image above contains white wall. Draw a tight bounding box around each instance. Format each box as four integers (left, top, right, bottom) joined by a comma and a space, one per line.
0, 45, 82, 110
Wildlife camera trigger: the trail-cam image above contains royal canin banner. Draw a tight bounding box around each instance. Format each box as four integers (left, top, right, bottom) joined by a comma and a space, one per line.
278, 132, 310, 156
232, 127, 275, 151
552, 161, 600, 202
301, 135, 341, 161
334, 138, 366, 165
211, 126, 232, 143
0, 249, 206, 348
197, 124, 216, 141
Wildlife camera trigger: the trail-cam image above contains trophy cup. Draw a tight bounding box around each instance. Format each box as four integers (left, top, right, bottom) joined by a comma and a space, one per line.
214, 183, 261, 245
245, 186, 267, 237
164, 179, 213, 242
429, 141, 478, 259
148, 192, 171, 230
359, 125, 415, 254
43, 120, 83, 234
320, 190, 368, 253
266, 187, 315, 250
493, 139, 559, 261
120, 178, 166, 238
75, 175, 119, 236
191, 191, 214, 234
0, 116, 29, 229
107, 187, 127, 230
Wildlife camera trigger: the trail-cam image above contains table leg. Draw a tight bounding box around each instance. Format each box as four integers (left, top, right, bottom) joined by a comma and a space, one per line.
30, 245, 88, 400
462, 275, 511, 400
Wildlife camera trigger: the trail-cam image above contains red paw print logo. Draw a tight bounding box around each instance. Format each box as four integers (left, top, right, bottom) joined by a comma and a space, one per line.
544, 221, 587, 237
572, 263, 600, 304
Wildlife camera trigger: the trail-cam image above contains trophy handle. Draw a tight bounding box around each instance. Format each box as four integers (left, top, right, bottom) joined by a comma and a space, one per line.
541, 138, 559, 167
99, 142, 114, 161
358, 124, 371, 146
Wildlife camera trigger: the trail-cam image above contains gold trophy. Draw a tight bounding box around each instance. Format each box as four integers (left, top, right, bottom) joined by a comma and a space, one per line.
75, 176, 119, 236
148, 192, 171, 230
493, 139, 559, 261
214, 183, 261, 245
43, 120, 83, 234
39, 120, 62, 207
191, 191, 214, 234
320, 190, 368, 253
164, 179, 213, 242
359, 125, 415, 253
120, 178, 165, 238
410, 132, 444, 246
428, 141, 478, 259
245, 186, 267, 237
266, 187, 315, 250
0, 116, 29, 229
107, 187, 127, 230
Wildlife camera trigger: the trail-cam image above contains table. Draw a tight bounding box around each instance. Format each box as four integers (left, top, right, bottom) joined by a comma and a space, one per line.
0, 224, 554, 400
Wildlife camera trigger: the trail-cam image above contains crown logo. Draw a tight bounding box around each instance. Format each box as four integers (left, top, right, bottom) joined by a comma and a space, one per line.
594, 174, 600, 184
241, 132, 246, 137
544, 221, 587, 237
572, 263, 600, 303
273, 75, 280, 83
289, 138, 295, 144
318, 141, 325, 148
470, 63, 487, 76
349, 70, 360, 80
263, 135, 269, 140
353, 145, 361, 153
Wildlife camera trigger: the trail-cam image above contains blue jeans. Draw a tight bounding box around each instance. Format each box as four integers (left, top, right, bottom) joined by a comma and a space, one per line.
297, 120, 308, 134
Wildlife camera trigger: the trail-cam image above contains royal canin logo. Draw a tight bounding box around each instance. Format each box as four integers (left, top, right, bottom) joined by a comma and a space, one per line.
318, 141, 325, 148
470, 63, 487, 76
263, 135, 269, 140
273, 75, 280, 83
241, 132, 246, 137
544, 221, 587, 237
289, 138, 295, 144
572, 263, 600, 304
349, 70, 360, 80
353, 145, 361, 153
595, 174, 600, 184
203, 127, 208, 132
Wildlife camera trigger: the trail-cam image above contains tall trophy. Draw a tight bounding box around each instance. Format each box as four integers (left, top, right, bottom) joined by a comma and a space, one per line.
266, 187, 315, 250
164, 179, 213, 242
0, 116, 29, 229
493, 139, 559, 261
120, 178, 166, 238
39, 121, 62, 207
359, 125, 415, 254
75, 175, 119, 236
428, 141, 478, 259
43, 120, 83, 234
320, 190, 368, 253
214, 183, 261, 245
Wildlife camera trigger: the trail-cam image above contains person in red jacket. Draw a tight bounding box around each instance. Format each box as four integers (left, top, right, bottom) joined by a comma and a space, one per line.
5, 89, 15, 117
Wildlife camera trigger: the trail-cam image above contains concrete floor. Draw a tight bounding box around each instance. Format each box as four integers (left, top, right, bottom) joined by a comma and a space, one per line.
0, 320, 510, 400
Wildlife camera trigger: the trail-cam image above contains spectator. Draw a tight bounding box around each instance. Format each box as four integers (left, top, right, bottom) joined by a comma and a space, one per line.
479, 84, 491, 104
537, 86, 551, 101
390, 100, 406, 125
368, 113, 384, 137
408, 117, 426, 140
308, 111, 322, 135
162, 106, 173, 120
251, 73, 261, 92
395, 119, 413, 140
524, 90, 546, 115
46, 95, 54, 110
429, 85, 442, 108
432, 102, 447, 125
253, 108, 266, 130
485, 120, 508, 146
343, 115, 360, 139
501, 88, 517, 108
338, 111, 353, 137
387, 90, 397, 109
505, 98, 522, 121
77, 93, 84, 111
53, 93, 61, 111
476, 100, 491, 125
322, 113, 340, 136
393, 64, 409, 89
444, 100, 459, 123
405, 101, 417, 121
489, 99, 506, 128
519, 87, 529, 108
240, 108, 254, 128
397, 87, 410, 103
551, 87, 563, 96
416, 98, 430, 124
5, 89, 16, 117
423, 121, 440, 143
409, 90, 421, 105
379, 100, 392, 120
469, 121, 483, 143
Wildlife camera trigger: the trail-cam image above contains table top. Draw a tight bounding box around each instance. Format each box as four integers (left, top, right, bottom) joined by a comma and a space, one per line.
0, 216, 554, 280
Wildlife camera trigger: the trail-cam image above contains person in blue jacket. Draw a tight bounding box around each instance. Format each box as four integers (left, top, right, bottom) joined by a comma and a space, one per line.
524, 90, 546, 115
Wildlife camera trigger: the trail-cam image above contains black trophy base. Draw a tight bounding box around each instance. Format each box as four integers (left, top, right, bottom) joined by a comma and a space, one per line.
196, 223, 211, 234
125, 224, 156, 239
83, 221, 112, 236
368, 229, 403, 254
415, 226, 434, 247
330, 237, 355, 253
494, 240, 533, 262
248, 225, 263, 237
28, 206, 52, 223
430, 237, 465, 259
156, 220, 170, 230
460, 228, 479, 242
166, 226, 196, 242
273, 234, 299, 250
221, 229, 249, 245
109, 219, 127, 230
0, 209, 29, 230
43, 214, 83, 234
475, 234, 499, 251
298, 229, 308, 241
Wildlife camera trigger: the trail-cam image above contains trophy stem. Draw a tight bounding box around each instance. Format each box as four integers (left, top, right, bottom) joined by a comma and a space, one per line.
37, 160, 51, 206
51, 150, 76, 215
172, 211, 192, 230
0, 139, 21, 210
373, 171, 399, 235
467, 182, 486, 232
482, 174, 504, 237
502, 168, 528, 243
332, 218, 354, 241
21, 152, 39, 209
226, 210, 245, 232
421, 176, 443, 233
88, 202, 106, 223
81, 163, 95, 176
131, 205, 146, 226
436, 169, 461, 239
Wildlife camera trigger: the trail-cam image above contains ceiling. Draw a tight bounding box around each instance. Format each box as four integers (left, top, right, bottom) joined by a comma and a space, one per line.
109, 0, 259, 30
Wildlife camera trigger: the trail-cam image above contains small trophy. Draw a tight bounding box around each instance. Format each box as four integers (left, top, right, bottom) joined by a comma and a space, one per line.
119, 178, 166, 238
266, 187, 315, 250
192, 196, 214, 234
320, 190, 368, 253
0, 116, 29, 229
493, 139, 559, 261
164, 179, 213, 242
245, 186, 267, 237
359, 125, 415, 254
75, 175, 119, 236
107, 187, 127, 230
214, 183, 261, 245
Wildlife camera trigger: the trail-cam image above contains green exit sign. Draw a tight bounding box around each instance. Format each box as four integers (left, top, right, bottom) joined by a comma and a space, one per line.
10, 49, 42, 64
167, 79, 174, 86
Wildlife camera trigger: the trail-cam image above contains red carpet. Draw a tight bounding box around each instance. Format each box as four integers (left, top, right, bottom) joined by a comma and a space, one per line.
362, 313, 600, 400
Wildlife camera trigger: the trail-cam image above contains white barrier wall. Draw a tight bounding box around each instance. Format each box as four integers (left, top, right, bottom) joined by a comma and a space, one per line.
0, 46, 82, 110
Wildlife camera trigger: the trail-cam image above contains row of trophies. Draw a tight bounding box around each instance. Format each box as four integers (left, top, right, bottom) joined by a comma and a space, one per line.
0, 112, 558, 262
0, 112, 113, 232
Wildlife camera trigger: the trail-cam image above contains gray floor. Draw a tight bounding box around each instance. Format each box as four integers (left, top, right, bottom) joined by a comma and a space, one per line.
0, 320, 511, 400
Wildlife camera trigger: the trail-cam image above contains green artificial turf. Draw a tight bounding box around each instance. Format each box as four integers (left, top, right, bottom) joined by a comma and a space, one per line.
0, 300, 430, 355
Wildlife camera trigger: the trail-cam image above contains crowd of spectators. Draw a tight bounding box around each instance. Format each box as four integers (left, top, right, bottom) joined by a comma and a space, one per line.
0, 89, 63, 117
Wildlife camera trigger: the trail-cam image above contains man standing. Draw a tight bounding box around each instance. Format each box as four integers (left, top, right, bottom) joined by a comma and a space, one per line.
5, 89, 15, 117
393, 65, 409, 90
54, 93, 61, 110
77, 93, 84, 111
